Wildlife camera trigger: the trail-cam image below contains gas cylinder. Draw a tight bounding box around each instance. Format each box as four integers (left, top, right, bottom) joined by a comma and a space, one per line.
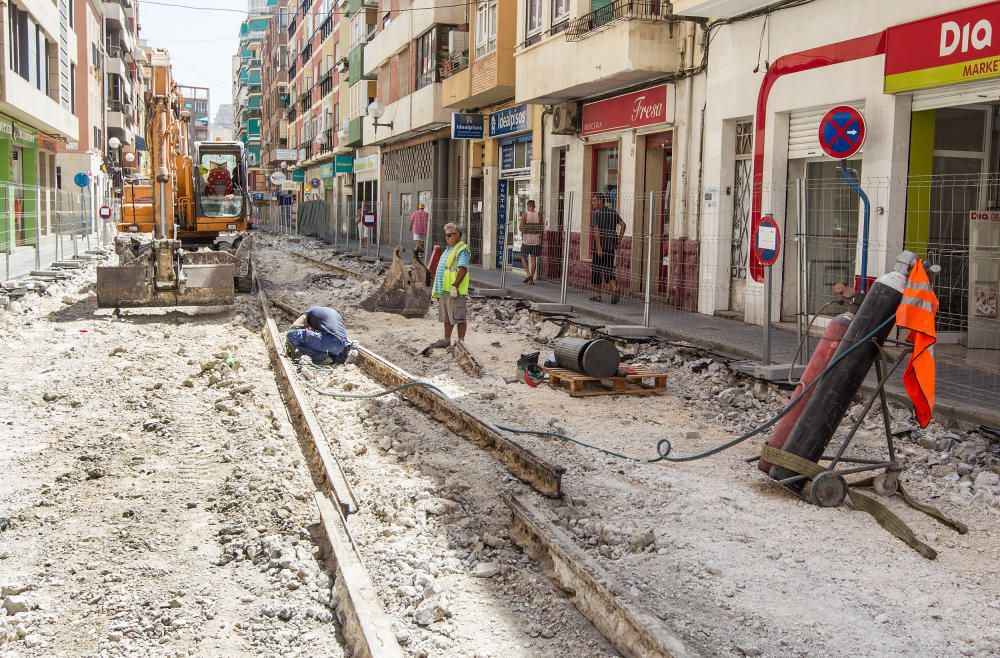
757, 311, 853, 474
426, 245, 444, 286
768, 252, 915, 488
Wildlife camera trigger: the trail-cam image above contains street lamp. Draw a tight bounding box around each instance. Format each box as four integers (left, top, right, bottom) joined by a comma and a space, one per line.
368, 101, 393, 132
107, 137, 123, 197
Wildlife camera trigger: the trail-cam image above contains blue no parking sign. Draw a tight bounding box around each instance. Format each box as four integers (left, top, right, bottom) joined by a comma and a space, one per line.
818, 105, 866, 160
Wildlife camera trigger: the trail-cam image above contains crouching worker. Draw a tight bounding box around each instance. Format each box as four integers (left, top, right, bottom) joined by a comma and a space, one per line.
285, 305, 357, 365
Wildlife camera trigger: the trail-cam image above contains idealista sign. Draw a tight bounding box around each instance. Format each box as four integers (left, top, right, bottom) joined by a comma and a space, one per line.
885, 2, 1000, 93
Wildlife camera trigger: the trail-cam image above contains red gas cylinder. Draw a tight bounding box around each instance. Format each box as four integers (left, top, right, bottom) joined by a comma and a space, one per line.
427, 244, 443, 279
758, 311, 853, 473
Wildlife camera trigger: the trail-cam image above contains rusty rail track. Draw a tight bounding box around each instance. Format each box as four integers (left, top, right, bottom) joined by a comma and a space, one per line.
507, 495, 691, 658
290, 251, 376, 283
353, 345, 565, 497
255, 281, 403, 657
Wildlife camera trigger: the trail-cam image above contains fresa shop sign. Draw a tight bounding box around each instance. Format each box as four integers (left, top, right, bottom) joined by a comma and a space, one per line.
885, 2, 1000, 93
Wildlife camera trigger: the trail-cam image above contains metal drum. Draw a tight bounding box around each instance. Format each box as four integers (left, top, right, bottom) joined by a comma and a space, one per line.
554, 338, 620, 378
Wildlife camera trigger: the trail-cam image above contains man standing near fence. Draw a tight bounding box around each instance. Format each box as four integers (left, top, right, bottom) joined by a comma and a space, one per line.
429, 223, 471, 348
589, 193, 625, 304
410, 202, 429, 259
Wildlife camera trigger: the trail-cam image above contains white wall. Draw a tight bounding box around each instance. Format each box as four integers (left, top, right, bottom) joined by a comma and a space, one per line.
697, 0, 989, 323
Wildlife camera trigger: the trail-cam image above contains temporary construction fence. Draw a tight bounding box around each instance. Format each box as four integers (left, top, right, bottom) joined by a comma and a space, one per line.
1, 182, 110, 281
262, 173, 1000, 408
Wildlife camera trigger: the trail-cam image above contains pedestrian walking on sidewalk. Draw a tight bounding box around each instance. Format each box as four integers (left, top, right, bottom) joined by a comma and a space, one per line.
410, 202, 429, 258
519, 200, 543, 284
355, 202, 372, 248
285, 306, 357, 365
589, 193, 625, 303
429, 222, 471, 348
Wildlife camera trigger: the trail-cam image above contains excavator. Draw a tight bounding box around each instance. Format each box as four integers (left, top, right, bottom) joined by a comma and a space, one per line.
96, 49, 253, 307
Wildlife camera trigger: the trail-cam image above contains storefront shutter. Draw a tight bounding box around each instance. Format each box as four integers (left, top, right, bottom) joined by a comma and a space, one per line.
911, 79, 1000, 111
787, 102, 865, 160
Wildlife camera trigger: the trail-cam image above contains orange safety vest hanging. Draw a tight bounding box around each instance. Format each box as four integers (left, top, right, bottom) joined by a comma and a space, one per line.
895, 260, 938, 427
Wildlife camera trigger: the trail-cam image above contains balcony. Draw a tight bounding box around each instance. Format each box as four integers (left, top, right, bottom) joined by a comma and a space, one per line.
344, 115, 363, 148
515, 5, 681, 104
0, 73, 78, 139
364, 82, 450, 144
348, 44, 375, 87
565, 0, 670, 41
363, 0, 466, 76
671, 0, 771, 17
103, 0, 128, 30
348, 0, 377, 15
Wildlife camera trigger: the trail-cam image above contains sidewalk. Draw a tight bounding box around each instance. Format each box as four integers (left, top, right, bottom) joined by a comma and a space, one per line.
464, 265, 1000, 429
3, 229, 107, 282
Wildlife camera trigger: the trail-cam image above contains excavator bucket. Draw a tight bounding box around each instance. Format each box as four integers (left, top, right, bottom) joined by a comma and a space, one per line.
359, 246, 432, 318
96, 239, 235, 308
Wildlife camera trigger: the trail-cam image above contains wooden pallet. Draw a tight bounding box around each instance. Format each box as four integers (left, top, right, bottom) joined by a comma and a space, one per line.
543, 366, 667, 397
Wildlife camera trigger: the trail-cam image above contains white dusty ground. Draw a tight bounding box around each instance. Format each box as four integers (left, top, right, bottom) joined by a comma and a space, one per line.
257, 233, 1000, 658
0, 260, 346, 656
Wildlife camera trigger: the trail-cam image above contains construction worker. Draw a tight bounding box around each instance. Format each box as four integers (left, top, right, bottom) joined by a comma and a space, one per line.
429, 222, 471, 348
285, 306, 357, 365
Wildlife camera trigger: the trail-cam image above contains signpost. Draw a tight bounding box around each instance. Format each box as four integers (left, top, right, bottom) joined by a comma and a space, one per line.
275, 148, 297, 161
754, 215, 781, 365
72, 172, 92, 260
818, 105, 871, 292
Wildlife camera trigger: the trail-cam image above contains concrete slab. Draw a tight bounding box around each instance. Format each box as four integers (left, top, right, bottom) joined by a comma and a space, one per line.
603, 325, 657, 338
0, 295, 8, 307
85, 249, 109, 256
359, 256, 379, 263
568, 317, 607, 329
473, 288, 512, 298
51, 261, 84, 269
731, 361, 806, 382
531, 303, 573, 313
29, 271, 67, 280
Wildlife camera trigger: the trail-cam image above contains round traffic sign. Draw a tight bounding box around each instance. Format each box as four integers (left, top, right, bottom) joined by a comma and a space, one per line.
310, 177, 321, 189
98, 205, 112, 220
754, 215, 781, 267
269, 171, 286, 185
73, 172, 91, 188
818, 105, 866, 160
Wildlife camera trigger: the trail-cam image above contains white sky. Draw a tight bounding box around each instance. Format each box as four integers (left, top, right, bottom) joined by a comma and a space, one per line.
136, 0, 246, 118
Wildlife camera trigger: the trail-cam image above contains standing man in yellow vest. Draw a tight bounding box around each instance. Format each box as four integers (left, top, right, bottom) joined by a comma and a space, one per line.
429, 222, 472, 348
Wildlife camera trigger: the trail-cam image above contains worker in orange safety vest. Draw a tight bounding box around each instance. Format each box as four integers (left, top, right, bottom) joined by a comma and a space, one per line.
895, 260, 938, 427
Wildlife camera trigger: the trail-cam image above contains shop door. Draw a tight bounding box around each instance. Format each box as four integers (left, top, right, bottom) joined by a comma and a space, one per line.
641, 132, 671, 297
803, 158, 861, 315
12, 148, 24, 243
909, 106, 990, 342
729, 121, 753, 313
508, 178, 532, 268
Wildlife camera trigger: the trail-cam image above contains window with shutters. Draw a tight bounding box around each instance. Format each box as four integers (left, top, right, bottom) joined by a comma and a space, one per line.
475, 1, 496, 59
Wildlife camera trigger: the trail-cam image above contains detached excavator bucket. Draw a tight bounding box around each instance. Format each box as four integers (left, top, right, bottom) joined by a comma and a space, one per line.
96, 241, 235, 308
359, 246, 431, 318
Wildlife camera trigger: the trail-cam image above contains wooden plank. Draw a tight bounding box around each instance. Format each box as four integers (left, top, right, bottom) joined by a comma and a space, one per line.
257, 284, 360, 516
506, 495, 691, 658
543, 366, 667, 398
314, 494, 405, 658
453, 340, 482, 378
354, 345, 565, 498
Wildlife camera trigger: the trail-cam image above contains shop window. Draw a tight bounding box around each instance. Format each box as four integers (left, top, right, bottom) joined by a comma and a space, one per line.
933, 107, 987, 153
592, 144, 619, 207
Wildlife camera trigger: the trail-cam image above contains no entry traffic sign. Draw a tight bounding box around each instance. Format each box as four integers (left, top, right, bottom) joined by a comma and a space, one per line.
819, 105, 866, 160
98, 205, 112, 220
754, 215, 781, 267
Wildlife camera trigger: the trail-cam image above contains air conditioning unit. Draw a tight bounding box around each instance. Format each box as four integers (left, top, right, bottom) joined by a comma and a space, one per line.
551, 103, 579, 135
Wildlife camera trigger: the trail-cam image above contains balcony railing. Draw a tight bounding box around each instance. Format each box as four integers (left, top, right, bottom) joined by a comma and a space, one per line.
288, 63, 297, 79
439, 52, 469, 80
288, 17, 297, 37
288, 107, 297, 121
320, 15, 334, 41
301, 43, 313, 63
565, 0, 670, 42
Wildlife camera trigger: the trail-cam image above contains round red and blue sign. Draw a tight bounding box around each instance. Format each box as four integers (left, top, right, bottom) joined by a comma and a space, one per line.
98, 205, 112, 220
754, 215, 781, 267
818, 105, 866, 160
310, 177, 321, 189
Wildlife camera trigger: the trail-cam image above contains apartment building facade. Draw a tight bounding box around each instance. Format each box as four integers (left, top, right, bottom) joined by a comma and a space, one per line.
260, 0, 289, 175
361, 0, 467, 251
234, 3, 271, 167
1, 0, 79, 249
177, 84, 210, 154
